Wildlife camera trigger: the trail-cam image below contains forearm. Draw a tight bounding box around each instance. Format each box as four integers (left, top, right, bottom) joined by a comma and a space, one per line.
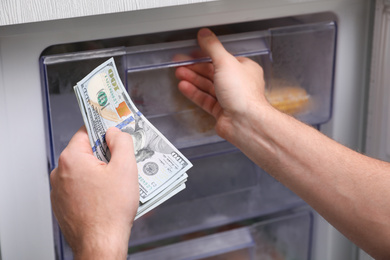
229, 104, 390, 259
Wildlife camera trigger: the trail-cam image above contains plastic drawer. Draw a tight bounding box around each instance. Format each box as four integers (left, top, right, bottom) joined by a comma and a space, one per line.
129, 228, 255, 260
128, 211, 313, 260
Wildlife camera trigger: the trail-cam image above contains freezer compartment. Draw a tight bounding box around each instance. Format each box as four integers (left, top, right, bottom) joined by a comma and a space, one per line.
128, 142, 304, 246
128, 211, 313, 260
39, 14, 335, 260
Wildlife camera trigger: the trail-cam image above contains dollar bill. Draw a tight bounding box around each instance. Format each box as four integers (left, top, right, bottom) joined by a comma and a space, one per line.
74, 58, 192, 216
135, 173, 188, 220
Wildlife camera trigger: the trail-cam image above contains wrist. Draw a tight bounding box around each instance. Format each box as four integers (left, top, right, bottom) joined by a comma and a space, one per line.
222, 102, 275, 146
73, 229, 131, 260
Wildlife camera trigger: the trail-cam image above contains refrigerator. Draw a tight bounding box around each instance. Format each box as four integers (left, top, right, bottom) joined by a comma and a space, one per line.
0, 0, 385, 259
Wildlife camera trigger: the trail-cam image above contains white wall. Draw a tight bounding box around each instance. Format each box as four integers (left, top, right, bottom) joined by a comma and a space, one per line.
0, 0, 217, 26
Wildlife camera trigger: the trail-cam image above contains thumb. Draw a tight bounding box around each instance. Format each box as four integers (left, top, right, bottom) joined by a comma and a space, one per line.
197, 28, 234, 66
105, 127, 136, 171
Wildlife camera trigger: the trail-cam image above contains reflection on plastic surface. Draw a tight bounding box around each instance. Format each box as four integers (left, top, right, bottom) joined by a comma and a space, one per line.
250, 211, 312, 260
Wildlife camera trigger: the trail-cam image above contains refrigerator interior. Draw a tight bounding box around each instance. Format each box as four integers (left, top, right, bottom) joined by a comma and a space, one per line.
41, 14, 336, 259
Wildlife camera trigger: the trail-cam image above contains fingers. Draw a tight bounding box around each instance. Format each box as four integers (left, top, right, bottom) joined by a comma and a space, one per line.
66, 126, 94, 155
197, 28, 235, 66
175, 66, 216, 97
182, 62, 215, 81
178, 80, 221, 118
105, 127, 137, 173
54, 126, 97, 178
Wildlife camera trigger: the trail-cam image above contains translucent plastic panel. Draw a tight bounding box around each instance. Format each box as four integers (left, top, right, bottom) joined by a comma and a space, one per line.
128, 211, 312, 260
129, 228, 254, 260
250, 211, 313, 260
269, 22, 336, 124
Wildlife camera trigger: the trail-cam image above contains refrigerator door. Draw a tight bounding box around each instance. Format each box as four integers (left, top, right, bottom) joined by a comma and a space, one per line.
366, 0, 390, 163
363, 0, 390, 258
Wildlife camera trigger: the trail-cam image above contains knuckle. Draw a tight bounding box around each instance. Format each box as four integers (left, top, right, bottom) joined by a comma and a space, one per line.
57, 149, 72, 170
250, 60, 264, 74
255, 63, 264, 75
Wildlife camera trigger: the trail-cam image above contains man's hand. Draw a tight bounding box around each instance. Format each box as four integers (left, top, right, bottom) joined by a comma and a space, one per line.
50, 126, 139, 260
175, 28, 270, 143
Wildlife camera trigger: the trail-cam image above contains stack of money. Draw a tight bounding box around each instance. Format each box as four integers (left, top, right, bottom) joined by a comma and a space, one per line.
74, 58, 192, 219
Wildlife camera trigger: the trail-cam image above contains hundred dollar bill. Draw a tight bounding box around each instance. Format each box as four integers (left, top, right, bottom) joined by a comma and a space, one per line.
135, 173, 188, 220
74, 58, 192, 206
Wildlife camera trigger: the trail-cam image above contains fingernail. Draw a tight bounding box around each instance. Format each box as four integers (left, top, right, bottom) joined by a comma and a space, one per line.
199, 28, 213, 38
